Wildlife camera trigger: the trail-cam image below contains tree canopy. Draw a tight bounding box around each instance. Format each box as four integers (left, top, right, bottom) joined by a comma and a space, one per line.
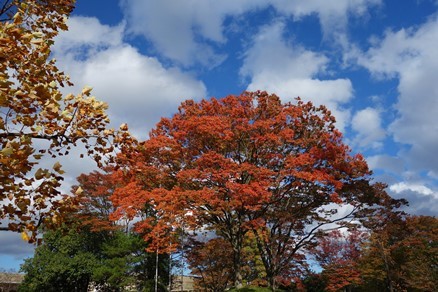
111, 91, 401, 289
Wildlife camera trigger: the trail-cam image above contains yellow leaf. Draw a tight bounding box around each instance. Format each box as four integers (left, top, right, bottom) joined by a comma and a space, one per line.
32, 31, 44, 38
0, 95, 7, 106
35, 168, 44, 180
120, 123, 128, 131
21, 231, 30, 242
52, 214, 58, 224
65, 93, 75, 101
1, 147, 13, 156
82, 86, 93, 95
75, 186, 83, 195
30, 38, 44, 44
53, 161, 64, 174
61, 110, 71, 117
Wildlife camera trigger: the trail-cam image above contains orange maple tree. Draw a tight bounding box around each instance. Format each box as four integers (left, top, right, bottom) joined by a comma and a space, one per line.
111, 91, 397, 288
0, 0, 128, 240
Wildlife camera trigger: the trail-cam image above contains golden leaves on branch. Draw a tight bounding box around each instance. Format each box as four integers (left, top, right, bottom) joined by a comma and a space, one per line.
0, 0, 134, 241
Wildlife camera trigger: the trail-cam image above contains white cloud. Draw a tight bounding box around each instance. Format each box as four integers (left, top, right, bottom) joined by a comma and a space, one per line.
54, 16, 124, 59
120, 0, 264, 66
351, 107, 386, 149
389, 182, 437, 215
390, 182, 434, 196
53, 16, 207, 138
357, 15, 438, 175
240, 22, 353, 131
121, 0, 381, 66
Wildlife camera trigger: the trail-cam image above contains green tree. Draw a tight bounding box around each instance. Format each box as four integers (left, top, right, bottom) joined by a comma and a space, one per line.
93, 231, 169, 291
19, 225, 169, 291
19, 227, 101, 291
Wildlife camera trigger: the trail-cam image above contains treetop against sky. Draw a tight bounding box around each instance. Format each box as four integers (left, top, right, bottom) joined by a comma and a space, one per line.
1, 0, 437, 271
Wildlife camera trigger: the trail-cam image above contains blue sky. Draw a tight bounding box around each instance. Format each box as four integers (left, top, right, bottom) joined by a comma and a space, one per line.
1, 0, 437, 271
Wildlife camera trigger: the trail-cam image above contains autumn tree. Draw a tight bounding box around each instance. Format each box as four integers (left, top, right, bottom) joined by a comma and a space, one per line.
111, 91, 397, 288
252, 182, 401, 290
359, 215, 438, 291
0, 0, 127, 239
73, 167, 170, 291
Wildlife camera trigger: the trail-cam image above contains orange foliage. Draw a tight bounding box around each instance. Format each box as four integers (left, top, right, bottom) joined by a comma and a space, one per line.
111, 91, 387, 287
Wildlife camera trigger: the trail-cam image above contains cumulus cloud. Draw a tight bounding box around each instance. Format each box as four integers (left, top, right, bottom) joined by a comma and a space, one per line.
351, 107, 386, 149
53, 16, 207, 138
389, 182, 437, 215
240, 22, 353, 131
121, 0, 381, 66
390, 182, 434, 196
357, 15, 438, 176
54, 16, 124, 58
120, 0, 264, 66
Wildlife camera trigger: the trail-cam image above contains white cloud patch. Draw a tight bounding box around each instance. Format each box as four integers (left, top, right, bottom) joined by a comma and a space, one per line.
54, 16, 125, 60
357, 15, 438, 175
390, 182, 434, 196
53, 16, 207, 138
389, 182, 437, 215
121, 0, 381, 66
120, 0, 265, 66
240, 22, 353, 131
351, 107, 386, 149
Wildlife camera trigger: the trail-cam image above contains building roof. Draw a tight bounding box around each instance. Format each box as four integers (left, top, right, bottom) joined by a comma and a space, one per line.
0, 273, 25, 284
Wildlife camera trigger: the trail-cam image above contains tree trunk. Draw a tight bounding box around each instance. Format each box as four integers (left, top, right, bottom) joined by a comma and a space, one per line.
388, 280, 394, 292
267, 272, 276, 291
233, 244, 243, 288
